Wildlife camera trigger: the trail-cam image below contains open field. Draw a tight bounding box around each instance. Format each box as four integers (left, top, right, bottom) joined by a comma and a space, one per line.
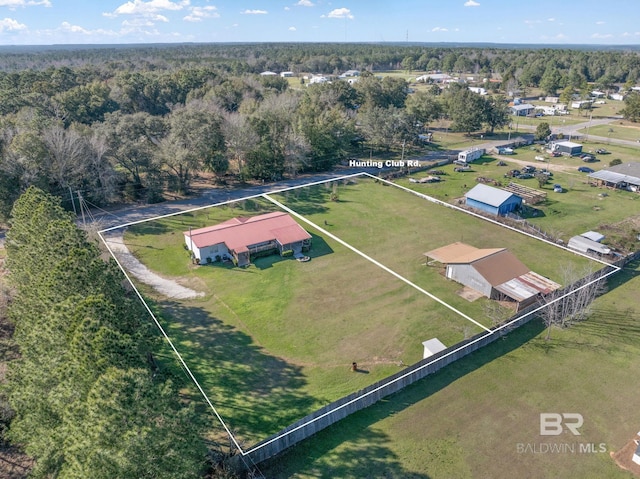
581, 121, 640, 142
262, 258, 640, 479
122, 176, 597, 446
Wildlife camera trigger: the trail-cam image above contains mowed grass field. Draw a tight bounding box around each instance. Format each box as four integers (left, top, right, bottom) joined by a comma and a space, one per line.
123, 177, 596, 445
124, 192, 479, 444
582, 122, 640, 142
262, 258, 640, 479
273, 177, 596, 319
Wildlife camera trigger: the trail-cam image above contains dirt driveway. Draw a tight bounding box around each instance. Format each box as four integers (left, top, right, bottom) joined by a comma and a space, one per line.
103, 232, 204, 300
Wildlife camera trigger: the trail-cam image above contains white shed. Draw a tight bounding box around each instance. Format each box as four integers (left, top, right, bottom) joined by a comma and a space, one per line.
422, 338, 447, 359
633, 440, 640, 466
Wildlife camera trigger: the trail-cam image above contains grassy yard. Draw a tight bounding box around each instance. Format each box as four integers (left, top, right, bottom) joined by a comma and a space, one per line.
581, 122, 640, 142
398, 156, 640, 244
123, 177, 597, 445
262, 258, 640, 479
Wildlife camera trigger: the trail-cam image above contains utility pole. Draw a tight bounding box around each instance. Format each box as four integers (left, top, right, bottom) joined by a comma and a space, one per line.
76, 190, 85, 228
68, 186, 77, 216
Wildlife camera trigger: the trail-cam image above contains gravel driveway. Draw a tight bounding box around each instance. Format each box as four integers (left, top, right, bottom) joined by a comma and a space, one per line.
103, 232, 204, 300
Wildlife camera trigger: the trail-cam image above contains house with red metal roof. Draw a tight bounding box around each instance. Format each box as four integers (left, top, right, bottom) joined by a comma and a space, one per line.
424, 242, 560, 310
184, 211, 312, 266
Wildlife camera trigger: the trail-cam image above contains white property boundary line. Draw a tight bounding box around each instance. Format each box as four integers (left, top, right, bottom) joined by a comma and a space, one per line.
97, 170, 621, 460
262, 194, 491, 332
97, 230, 247, 454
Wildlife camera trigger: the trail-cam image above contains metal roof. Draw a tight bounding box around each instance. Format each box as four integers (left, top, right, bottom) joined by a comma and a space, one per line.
554, 140, 582, 148
495, 271, 561, 302
568, 235, 611, 255
185, 212, 311, 251
511, 103, 535, 111
465, 183, 521, 207
581, 231, 605, 242
588, 169, 640, 186
471, 250, 530, 287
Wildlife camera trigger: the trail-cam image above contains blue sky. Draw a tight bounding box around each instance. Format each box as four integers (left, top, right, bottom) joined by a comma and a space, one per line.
0, 0, 638, 45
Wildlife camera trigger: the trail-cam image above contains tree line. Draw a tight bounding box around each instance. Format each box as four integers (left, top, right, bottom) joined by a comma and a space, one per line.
0, 42, 638, 221
1, 187, 211, 478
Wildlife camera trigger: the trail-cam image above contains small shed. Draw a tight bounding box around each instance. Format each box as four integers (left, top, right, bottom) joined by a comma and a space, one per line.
633, 440, 640, 466
465, 184, 523, 216
422, 339, 447, 359
567, 235, 611, 255
551, 141, 583, 156
581, 231, 605, 243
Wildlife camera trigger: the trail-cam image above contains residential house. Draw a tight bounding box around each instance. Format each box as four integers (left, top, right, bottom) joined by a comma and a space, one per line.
184, 211, 312, 266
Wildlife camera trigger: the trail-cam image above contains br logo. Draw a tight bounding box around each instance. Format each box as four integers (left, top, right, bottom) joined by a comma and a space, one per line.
540, 413, 583, 436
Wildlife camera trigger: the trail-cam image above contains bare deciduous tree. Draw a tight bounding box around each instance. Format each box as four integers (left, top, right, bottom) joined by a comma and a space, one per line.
539, 264, 608, 340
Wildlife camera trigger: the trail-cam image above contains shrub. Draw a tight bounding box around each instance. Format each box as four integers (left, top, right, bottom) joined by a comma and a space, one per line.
206, 257, 212, 264
281, 249, 294, 257
609, 158, 622, 167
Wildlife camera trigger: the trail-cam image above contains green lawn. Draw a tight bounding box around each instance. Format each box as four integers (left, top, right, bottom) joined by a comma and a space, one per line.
581, 122, 640, 142
397, 158, 640, 245
262, 258, 640, 479
123, 177, 597, 445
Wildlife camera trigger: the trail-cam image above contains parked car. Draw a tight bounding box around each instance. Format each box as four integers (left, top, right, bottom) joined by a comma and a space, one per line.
553, 184, 563, 193
551, 151, 561, 157
517, 173, 534, 179
522, 165, 536, 173
505, 169, 521, 178
595, 148, 609, 154
582, 155, 596, 162
578, 166, 595, 173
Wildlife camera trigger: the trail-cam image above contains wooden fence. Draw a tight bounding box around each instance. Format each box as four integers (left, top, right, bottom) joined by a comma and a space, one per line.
241, 260, 624, 466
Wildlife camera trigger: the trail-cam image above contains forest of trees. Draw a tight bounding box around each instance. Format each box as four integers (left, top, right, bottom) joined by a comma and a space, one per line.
1, 187, 210, 478
0, 43, 639, 220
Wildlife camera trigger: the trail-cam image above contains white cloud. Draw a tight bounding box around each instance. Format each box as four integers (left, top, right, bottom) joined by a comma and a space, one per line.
0, 17, 26, 31
296, 0, 314, 6
0, 0, 50, 6
621, 31, 640, 37
241, 9, 267, 14
122, 18, 156, 27
432, 26, 448, 32
288, 26, 296, 31
547, 17, 555, 22
324, 7, 353, 19
524, 19, 541, 25
105, 0, 189, 18
183, 5, 219, 22
55, 21, 122, 38
284, 6, 290, 10
595, 21, 605, 25
591, 33, 613, 39
464, 0, 480, 6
